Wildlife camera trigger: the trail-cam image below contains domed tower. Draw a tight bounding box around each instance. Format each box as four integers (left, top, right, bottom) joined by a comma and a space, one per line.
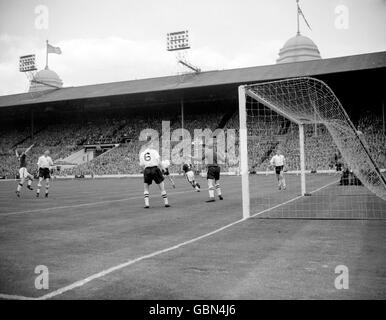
276, 34, 321, 64
29, 40, 63, 92
276, 0, 321, 64
29, 66, 63, 92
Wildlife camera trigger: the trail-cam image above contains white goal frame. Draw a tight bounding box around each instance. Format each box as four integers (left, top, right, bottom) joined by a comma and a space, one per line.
238, 77, 386, 219
238, 85, 309, 219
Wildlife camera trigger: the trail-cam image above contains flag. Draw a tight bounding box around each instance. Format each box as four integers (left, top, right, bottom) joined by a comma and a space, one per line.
47, 43, 62, 54
298, 5, 312, 31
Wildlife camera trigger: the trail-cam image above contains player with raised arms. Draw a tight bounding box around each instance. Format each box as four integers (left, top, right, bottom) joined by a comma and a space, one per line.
36, 150, 54, 198
139, 146, 170, 208
268, 149, 286, 190
15, 144, 35, 197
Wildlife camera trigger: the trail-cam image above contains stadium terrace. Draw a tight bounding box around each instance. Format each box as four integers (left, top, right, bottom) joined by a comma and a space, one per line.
0, 51, 385, 180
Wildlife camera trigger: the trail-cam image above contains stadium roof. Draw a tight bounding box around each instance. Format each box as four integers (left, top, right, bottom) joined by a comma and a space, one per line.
0, 51, 385, 108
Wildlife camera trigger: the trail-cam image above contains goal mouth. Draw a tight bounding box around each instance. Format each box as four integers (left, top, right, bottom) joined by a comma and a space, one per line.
238, 77, 386, 220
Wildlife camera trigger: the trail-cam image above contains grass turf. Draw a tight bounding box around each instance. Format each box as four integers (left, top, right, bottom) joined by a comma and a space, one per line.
0, 174, 385, 299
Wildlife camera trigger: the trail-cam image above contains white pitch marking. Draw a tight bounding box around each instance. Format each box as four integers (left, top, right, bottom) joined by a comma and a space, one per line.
0, 189, 196, 217
0, 293, 36, 300
0, 180, 337, 300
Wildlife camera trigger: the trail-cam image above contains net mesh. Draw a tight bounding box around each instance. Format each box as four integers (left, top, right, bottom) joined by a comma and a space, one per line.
244, 77, 386, 219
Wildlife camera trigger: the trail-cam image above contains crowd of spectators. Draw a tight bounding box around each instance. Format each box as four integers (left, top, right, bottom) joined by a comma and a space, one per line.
60, 141, 142, 176
0, 110, 384, 178
357, 111, 386, 168
58, 111, 224, 176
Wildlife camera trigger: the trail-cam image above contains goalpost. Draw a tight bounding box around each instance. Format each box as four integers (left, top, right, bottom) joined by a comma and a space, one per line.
239, 77, 386, 220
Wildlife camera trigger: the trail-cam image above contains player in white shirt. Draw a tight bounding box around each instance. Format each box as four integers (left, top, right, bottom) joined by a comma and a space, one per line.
160, 159, 175, 189
36, 150, 54, 197
269, 149, 286, 190
139, 147, 170, 208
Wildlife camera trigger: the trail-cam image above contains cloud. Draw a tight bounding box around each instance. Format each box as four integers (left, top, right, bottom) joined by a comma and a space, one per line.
0, 34, 283, 96
0, 34, 42, 95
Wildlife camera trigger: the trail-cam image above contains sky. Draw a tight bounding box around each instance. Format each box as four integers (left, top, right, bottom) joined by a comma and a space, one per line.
0, 0, 385, 96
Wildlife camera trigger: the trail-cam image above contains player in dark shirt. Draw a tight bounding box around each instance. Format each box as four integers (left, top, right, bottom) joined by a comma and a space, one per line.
182, 163, 200, 192
15, 144, 34, 197
189, 139, 224, 202
204, 141, 224, 202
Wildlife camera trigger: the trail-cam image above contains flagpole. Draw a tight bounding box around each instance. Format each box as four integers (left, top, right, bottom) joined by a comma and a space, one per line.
46, 40, 48, 69
296, 0, 300, 35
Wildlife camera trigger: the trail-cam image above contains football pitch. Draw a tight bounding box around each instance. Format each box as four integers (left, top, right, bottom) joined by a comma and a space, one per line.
0, 174, 385, 299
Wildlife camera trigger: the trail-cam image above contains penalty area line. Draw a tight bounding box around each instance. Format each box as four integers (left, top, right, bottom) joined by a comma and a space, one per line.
0, 188, 197, 217
0, 179, 337, 300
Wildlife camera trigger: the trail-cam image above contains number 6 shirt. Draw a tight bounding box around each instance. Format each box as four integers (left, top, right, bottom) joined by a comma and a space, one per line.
139, 148, 161, 168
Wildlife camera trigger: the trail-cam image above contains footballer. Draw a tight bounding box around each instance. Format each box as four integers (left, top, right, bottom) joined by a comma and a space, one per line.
36, 150, 54, 197
189, 138, 224, 202
15, 144, 35, 197
268, 149, 286, 190
182, 163, 200, 192
139, 147, 170, 208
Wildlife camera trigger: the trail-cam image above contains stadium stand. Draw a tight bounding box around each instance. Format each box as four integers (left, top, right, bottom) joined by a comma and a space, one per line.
58, 111, 224, 176
0, 110, 384, 178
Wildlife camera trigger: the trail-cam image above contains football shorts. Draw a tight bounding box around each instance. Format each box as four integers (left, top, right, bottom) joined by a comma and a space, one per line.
143, 166, 164, 185
19, 167, 31, 179
207, 165, 220, 180
185, 170, 195, 182
39, 167, 51, 179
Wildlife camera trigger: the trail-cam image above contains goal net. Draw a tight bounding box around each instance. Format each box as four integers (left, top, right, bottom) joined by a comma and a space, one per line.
238, 77, 386, 220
